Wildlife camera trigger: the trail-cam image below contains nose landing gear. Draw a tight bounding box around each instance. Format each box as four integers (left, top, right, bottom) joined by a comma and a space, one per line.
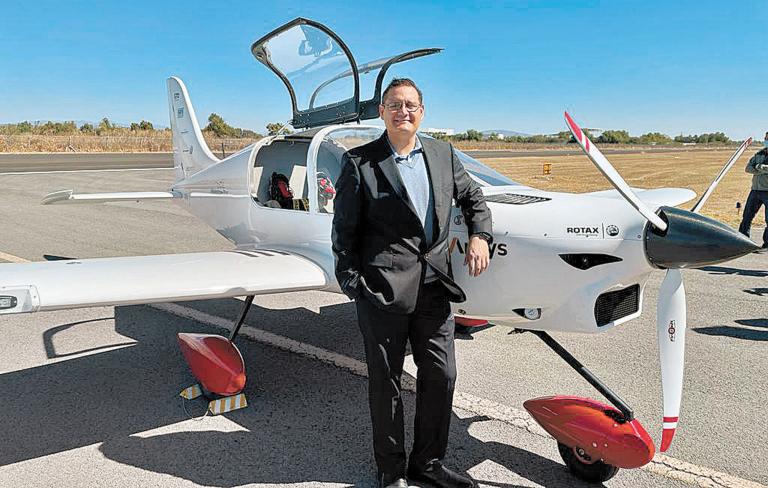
522, 330, 655, 483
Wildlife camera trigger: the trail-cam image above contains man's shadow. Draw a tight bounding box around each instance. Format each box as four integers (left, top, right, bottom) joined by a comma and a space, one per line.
1, 300, 608, 487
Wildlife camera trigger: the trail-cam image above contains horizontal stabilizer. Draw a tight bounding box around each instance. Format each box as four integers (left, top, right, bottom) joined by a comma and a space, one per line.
42, 190, 181, 205
0, 250, 327, 315
587, 188, 696, 208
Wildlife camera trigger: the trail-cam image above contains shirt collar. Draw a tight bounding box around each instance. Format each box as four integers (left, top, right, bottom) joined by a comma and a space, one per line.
386, 133, 423, 163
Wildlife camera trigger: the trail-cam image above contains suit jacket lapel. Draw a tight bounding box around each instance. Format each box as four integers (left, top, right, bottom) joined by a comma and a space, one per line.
420, 136, 447, 239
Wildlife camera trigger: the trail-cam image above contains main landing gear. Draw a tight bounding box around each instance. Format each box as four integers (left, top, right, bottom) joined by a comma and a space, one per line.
177, 295, 256, 398
521, 330, 655, 483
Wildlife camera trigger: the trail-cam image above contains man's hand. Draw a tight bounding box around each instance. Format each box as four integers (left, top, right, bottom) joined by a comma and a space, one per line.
464, 235, 490, 277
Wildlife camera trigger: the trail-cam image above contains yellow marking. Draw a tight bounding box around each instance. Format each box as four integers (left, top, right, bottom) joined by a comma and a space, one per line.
0, 251, 30, 263
208, 393, 247, 415
180, 384, 202, 400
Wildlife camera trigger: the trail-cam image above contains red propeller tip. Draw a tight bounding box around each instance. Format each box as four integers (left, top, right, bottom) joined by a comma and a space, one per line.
660, 427, 676, 452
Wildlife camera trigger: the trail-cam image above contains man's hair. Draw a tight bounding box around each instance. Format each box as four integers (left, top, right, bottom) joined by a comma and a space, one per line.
764, 131, 768, 139
381, 78, 423, 105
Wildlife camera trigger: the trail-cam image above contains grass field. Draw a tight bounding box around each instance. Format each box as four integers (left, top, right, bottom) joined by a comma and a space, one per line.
482, 149, 759, 228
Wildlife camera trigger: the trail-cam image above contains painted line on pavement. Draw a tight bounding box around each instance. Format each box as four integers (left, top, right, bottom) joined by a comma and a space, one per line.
151, 301, 765, 488
0, 167, 171, 176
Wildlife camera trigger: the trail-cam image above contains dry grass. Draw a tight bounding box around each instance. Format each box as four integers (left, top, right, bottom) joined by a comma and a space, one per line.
0, 134, 259, 154
483, 149, 756, 228
0, 134, 755, 228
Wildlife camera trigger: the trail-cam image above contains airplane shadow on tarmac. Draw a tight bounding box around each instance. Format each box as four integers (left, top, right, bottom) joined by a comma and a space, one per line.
693, 318, 768, 341
699, 265, 768, 278
0, 299, 604, 488
744, 287, 768, 297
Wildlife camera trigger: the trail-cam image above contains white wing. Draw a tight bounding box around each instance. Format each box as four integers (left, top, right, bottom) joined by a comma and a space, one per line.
42, 190, 182, 205
586, 188, 696, 207
0, 251, 327, 315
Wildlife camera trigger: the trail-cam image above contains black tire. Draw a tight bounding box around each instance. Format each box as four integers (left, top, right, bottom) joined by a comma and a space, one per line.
558, 442, 619, 483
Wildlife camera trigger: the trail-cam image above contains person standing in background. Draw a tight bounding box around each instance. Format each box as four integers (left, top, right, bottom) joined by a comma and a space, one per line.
738, 132, 768, 250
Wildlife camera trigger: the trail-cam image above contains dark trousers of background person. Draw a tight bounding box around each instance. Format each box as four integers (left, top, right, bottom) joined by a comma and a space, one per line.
738, 190, 768, 247
356, 281, 457, 480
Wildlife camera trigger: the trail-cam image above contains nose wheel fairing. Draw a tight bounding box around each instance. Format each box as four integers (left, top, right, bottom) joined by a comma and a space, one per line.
524, 396, 655, 469
521, 329, 656, 480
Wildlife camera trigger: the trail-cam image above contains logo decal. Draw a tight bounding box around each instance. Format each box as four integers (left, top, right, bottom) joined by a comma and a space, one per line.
177, 107, 184, 118
566, 226, 600, 237
668, 320, 676, 342
453, 214, 464, 226
606, 225, 620, 237
451, 240, 507, 259
174, 92, 180, 101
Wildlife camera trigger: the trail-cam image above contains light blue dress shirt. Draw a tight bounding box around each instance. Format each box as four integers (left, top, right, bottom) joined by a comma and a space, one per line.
386, 135, 437, 282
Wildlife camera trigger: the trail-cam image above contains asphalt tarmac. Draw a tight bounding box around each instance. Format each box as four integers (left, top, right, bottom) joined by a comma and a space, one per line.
0, 168, 765, 488
0, 147, 706, 173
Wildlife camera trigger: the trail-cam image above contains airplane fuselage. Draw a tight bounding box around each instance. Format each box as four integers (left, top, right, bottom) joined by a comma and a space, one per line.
172, 125, 658, 334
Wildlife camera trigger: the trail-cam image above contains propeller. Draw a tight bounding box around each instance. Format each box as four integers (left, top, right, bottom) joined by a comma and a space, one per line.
564, 112, 756, 452
563, 112, 668, 232
656, 268, 685, 451
690, 137, 752, 214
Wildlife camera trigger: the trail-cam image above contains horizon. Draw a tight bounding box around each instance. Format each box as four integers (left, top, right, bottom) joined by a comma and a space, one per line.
1, 1, 765, 140
0, 118, 749, 141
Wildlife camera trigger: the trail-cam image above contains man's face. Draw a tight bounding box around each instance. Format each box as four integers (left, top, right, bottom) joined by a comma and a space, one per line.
379, 85, 424, 136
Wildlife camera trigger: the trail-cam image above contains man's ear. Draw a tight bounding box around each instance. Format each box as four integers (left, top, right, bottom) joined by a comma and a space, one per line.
378, 105, 385, 119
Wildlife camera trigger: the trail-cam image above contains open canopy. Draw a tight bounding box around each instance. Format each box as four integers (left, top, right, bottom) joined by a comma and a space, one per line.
251, 18, 441, 129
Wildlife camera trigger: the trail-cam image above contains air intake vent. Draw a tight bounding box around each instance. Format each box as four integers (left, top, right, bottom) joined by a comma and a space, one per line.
484, 193, 551, 205
594, 285, 640, 327
560, 253, 623, 270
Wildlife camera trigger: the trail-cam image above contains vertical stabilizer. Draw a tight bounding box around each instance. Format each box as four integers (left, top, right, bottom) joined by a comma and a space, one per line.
167, 77, 219, 181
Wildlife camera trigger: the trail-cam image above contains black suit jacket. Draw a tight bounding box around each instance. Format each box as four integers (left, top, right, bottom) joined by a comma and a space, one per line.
332, 133, 493, 314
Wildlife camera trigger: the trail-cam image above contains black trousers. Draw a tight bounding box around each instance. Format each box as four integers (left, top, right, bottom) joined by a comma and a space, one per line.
738, 190, 768, 247
355, 281, 457, 480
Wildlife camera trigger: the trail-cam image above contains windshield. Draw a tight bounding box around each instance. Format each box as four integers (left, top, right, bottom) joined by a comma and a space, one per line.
256, 23, 355, 112
318, 129, 519, 187
454, 148, 519, 187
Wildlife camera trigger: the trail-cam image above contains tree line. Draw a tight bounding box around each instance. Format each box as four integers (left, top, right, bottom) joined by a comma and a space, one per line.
0, 118, 162, 136
0, 114, 269, 139
0, 117, 740, 144
427, 129, 736, 145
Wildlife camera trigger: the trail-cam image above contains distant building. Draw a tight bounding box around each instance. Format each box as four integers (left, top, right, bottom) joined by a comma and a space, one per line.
585, 128, 604, 138
422, 127, 455, 136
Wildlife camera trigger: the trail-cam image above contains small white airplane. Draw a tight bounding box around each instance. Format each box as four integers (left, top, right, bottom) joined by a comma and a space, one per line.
0, 17, 758, 483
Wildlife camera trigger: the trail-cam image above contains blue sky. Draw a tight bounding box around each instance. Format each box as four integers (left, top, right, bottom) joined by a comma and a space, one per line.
1, 0, 765, 139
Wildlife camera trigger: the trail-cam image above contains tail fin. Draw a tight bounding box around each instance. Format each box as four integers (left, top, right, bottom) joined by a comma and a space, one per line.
167, 77, 219, 181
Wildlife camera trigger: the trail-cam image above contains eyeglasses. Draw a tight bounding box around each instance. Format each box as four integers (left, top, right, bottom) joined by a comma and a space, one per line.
382, 101, 422, 112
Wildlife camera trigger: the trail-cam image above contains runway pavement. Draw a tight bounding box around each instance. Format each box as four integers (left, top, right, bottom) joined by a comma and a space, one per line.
0, 167, 765, 487
0, 147, 709, 173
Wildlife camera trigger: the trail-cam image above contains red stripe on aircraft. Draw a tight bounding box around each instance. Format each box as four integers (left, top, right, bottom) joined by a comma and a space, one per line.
663, 416, 679, 423
660, 427, 676, 452
564, 112, 581, 142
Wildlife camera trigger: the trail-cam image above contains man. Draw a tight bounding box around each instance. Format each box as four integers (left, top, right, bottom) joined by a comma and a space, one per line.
738, 131, 768, 249
332, 78, 492, 488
